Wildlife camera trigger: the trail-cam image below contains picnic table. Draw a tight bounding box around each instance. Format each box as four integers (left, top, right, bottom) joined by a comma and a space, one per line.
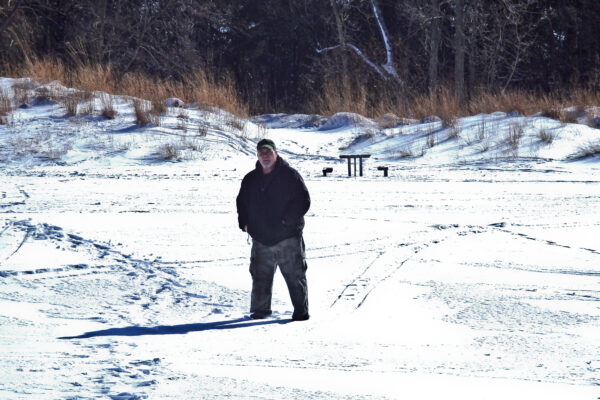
339, 154, 371, 177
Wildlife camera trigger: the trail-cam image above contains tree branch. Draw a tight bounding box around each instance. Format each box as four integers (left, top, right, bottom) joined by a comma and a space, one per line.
370, 0, 399, 80
0, 0, 24, 36
316, 43, 387, 80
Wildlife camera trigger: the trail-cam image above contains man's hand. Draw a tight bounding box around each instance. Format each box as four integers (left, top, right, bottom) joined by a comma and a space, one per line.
244, 225, 248, 232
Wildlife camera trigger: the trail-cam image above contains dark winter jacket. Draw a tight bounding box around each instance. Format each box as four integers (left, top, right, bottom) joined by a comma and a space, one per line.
236, 156, 310, 246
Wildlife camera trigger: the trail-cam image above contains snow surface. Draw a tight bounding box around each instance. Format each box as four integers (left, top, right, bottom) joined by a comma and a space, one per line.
1, 77, 600, 399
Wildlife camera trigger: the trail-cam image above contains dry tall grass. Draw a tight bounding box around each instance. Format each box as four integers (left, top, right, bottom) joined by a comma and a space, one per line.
6, 58, 248, 117
5, 58, 600, 120
0, 88, 12, 124
313, 80, 370, 117
133, 99, 158, 127
100, 93, 116, 119
312, 78, 600, 124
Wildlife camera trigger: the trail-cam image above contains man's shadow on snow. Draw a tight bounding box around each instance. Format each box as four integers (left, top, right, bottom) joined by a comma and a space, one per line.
58, 317, 292, 340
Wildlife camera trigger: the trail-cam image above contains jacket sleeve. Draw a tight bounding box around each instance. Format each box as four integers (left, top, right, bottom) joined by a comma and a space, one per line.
282, 171, 310, 226
236, 176, 249, 231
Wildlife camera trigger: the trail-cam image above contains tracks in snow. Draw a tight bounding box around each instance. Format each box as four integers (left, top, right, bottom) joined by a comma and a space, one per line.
329, 224, 486, 311
328, 221, 600, 311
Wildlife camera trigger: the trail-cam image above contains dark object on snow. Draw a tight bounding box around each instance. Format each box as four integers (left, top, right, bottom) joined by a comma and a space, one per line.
322, 167, 333, 176
237, 152, 310, 324
292, 313, 310, 321
250, 311, 272, 319
237, 156, 310, 246
249, 236, 309, 323
377, 166, 389, 177
339, 154, 371, 177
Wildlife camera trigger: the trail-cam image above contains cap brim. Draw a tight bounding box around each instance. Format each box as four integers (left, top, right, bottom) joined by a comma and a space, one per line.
258, 145, 275, 151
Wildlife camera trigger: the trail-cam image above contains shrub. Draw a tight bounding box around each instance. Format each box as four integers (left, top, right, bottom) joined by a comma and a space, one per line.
506, 123, 524, 150
538, 128, 555, 144
80, 100, 95, 116
176, 118, 188, 132
541, 108, 561, 121
100, 93, 116, 119
0, 88, 12, 124
426, 132, 436, 148
43, 142, 72, 160
151, 98, 167, 116
60, 91, 84, 116
225, 114, 248, 138
477, 120, 488, 142
396, 148, 414, 158
7, 131, 71, 161
441, 114, 458, 129
447, 124, 460, 140
12, 81, 33, 106
182, 137, 205, 152
177, 109, 189, 119
133, 99, 158, 126
386, 146, 414, 158
255, 122, 268, 140
198, 124, 208, 137
227, 114, 246, 131
33, 87, 57, 105
158, 143, 180, 160
356, 131, 375, 141
157, 137, 206, 160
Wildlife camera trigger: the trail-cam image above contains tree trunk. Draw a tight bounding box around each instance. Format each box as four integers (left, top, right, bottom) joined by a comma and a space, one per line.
328, 0, 348, 80
428, 0, 441, 93
454, 0, 465, 102
95, 0, 108, 64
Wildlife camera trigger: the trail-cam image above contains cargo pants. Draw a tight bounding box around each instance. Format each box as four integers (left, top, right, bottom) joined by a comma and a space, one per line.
249, 235, 308, 319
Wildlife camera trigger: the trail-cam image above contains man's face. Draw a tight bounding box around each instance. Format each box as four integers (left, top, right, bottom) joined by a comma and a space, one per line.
257, 147, 277, 171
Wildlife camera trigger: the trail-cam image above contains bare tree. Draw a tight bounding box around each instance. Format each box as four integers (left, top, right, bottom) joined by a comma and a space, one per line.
328, 0, 348, 80
428, 0, 442, 93
317, 0, 403, 86
454, 0, 465, 102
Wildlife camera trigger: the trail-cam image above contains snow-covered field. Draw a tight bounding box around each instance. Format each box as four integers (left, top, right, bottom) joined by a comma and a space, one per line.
1, 77, 600, 399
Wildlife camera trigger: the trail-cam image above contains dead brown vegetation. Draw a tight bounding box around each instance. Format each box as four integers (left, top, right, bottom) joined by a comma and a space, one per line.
0, 88, 12, 124
312, 78, 600, 125
5, 59, 600, 123
100, 93, 116, 119
7, 58, 248, 117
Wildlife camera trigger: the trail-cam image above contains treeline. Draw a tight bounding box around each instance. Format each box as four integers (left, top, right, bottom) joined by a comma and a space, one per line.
1, 0, 599, 115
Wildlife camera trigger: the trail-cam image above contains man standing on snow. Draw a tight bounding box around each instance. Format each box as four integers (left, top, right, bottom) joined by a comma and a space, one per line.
236, 139, 311, 321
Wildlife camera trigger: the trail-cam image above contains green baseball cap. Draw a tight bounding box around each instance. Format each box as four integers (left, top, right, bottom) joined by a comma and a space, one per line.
257, 138, 276, 151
